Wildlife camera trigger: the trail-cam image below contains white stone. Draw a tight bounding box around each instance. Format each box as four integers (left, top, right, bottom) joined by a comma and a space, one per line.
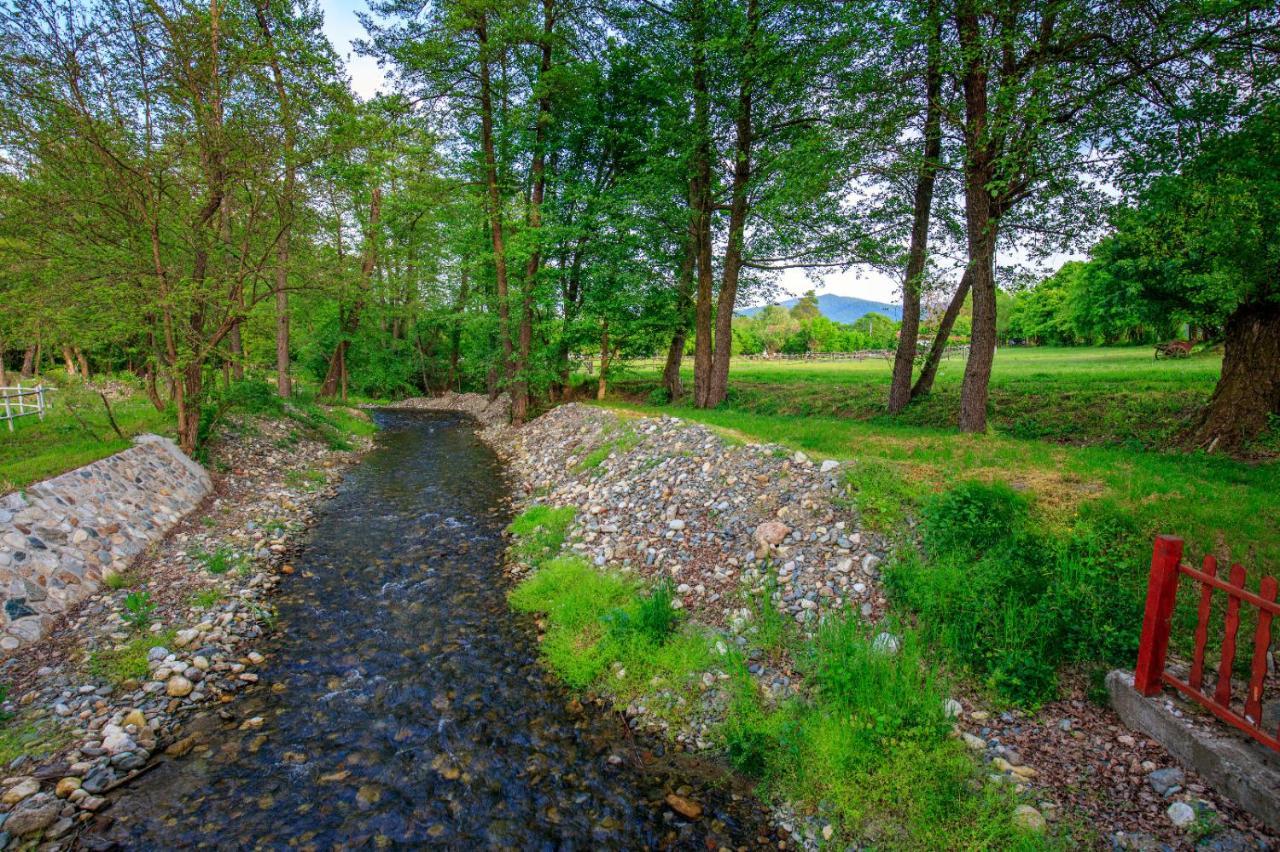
820, 460, 839, 473
1166, 802, 1196, 828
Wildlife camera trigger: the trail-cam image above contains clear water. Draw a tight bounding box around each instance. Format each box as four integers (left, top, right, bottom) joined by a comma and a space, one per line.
96, 410, 775, 849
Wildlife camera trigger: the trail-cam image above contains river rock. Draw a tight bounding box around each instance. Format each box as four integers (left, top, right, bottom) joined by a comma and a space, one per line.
1148, 766, 1184, 797
2, 777, 39, 804
665, 793, 702, 819
4, 792, 60, 836
1012, 805, 1046, 834
166, 675, 194, 697
1167, 801, 1196, 828
55, 777, 81, 798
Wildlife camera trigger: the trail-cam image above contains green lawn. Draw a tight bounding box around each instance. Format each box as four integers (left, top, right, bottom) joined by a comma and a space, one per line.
613, 346, 1260, 453
0, 385, 174, 494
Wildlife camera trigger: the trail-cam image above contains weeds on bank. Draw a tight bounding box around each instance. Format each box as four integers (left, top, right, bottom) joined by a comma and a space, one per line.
88, 630, 177, 685
189, 545, 250, 577
506, 501, 1048, 846
121, 590, 156, 631
508, 505, 576, 565
190, 588, 225, 609
722, 614, 1050, 848
573, 425, 641, 473
0, 716, 73, 767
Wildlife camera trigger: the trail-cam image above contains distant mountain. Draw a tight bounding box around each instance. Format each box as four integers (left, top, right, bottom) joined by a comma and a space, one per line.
737, 293, 903, 323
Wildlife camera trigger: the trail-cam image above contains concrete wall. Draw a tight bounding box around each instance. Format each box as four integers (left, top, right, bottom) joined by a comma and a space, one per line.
0, 435, 211, 650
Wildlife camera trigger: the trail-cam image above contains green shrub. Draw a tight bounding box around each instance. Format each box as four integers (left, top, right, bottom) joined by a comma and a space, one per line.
888, 483, 1147, 705
605, 579, 679, 646
508, 504, 576, 565
807, 616, 949, 740
922, 481, 1029, 559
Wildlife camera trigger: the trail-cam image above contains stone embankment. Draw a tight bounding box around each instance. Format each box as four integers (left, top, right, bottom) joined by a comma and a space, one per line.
0, 414, 370, 845
0, 436, 212, 651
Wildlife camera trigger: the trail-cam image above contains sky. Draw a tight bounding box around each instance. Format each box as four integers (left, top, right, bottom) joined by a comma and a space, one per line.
319, 0, 938, 309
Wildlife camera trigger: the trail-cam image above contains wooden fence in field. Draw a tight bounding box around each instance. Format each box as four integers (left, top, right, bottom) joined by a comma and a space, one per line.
1135, 535, 1279, 752
0, 384, 50, 432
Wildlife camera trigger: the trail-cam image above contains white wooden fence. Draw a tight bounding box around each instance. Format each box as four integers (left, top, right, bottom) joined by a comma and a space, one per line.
0, 384, 50, 432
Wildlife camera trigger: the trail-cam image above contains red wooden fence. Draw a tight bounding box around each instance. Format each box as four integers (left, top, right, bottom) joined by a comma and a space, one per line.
1135, 535, 1279, 752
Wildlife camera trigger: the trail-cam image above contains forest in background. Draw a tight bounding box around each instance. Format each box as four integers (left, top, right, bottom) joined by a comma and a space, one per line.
0, 0, 1277, 453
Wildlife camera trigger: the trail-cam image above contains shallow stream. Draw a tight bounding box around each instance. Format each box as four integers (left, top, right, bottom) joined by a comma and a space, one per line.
95, 410, 776, 848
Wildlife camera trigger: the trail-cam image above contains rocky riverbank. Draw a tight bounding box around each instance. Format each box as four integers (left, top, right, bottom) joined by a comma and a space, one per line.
0, 411, 371, 845
485, 400, 1277, 850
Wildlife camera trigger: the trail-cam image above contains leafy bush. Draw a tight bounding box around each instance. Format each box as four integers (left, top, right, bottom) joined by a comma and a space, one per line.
887, 483, 1146, 705
605, 579, 679, 646
921, 481, 1029, 559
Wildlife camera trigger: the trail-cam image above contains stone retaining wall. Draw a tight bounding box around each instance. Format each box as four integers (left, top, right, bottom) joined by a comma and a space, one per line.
0, 435, 211, 650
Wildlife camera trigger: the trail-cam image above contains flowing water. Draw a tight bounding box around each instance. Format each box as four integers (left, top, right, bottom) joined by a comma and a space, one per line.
95, 410, 777, 849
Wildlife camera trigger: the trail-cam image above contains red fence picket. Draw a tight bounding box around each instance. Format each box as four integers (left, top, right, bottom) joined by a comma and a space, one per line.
1134, 535, 1280, 752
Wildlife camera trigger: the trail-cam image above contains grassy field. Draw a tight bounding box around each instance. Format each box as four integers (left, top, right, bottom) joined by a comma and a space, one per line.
0, 382, 174, 493
599, 346, 1280, 705
0, 376, 376, 494
613, 346, 1270, 453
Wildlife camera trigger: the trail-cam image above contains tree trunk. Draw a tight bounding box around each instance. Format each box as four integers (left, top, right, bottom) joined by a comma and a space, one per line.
255, 0, 295, 399
62, 347, 77, 376
176, 359, 203, 455
75, 347, 89, 380
320, 187, 381, 399
596, 319, 609, 401
689, 0, 715, 409
478, 17, 514, 404
956, 0, 997, 433
663, 230, 697, 401
703, 0, 757, 409
888, 0, 943, 415
20, 345, 35, 378
911, 267, 972, 399
512, 0, 555, 426
551, 240, 586, 399
449, 268, 470, 391
1185, 301, 1280, 453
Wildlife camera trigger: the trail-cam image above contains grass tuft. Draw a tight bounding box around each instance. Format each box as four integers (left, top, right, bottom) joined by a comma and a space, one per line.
88, 630, 177, 685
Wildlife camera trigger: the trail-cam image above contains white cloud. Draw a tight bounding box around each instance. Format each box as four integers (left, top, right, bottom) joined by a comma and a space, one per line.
319, 0, 386, 101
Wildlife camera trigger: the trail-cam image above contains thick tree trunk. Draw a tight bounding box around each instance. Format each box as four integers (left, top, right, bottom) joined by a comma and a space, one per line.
911, 267, 972, 399
554, 242, 585, 398
956, 0, 997, 433
703, 0, 757, 409
888, 0, 943, 415
75, 347, 89, 380
1186, 301, 1280, 453
20, 345, 35, 378
176, 360, 203, 455
689, 0, 715, 409
62, 347, 77, 376
275, 240, 291, 398
663, 228, 697, 401
478, 18, 514, 406
512, 0, 555, 426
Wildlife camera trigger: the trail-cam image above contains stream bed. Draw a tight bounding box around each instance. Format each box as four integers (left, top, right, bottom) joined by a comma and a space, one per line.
93, 410, 778, 849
